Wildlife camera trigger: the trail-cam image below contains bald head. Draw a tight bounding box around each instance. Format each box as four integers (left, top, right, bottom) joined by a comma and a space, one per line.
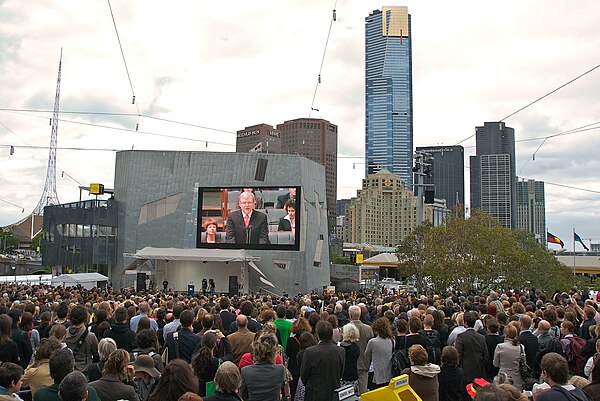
335, 303, 343, 313
538, 320, 550, 332
236, 314, 248, 328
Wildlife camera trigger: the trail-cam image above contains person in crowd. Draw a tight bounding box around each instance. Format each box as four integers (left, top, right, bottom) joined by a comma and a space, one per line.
300, 320, 345, 401
349, 304, 373, 394
163, 304, 184, 343
240, 332, 285, 401
432, 310, 449, 347
192, 332, 220, 397
560, 320, 587, 377
274, 305, 292, 351
132, 329, 164, 373
339, 322, 360, 395
130, 354, 161, 401
103, 306, 136, 352
447, 312, 466, 346
130, 301, 158, 332
225, 191, 270, 245
86, 337, 117, 382
0, 362, 23, 400
395, 318, 408, 351
438, 346, 463, 401
493, 323, 524, 390
484, 317, 503, 381
401, 344, 440, 401
148, 359, 199, 401
19, 312, 40, 363
535, 352, 593, 400
57, 371, 89, 401
584, 349, 600, 401
35, 311, 52, 341
91, 309, 109, 339
227, 315, 255, 366
496, 383, 528, 401
166, 309, 201, 363
218, 298, 237, 336
456, 311, 488, 401
64, 305, 99, 373
276, 188, 296, 209
286, 317, 311, 400
581, 306, 597, 341
22, 337, 60, 395
535, 319, 564, 379
34, 348, 100, 401
202, 361, 242, 401
227, 301, 262, 334
202, 218, 221, 244
518, 315, 538, 372
89, 348, 140, 401
6, 309, 33, 370
365, 317, 394, 389
0, 315, 18, 365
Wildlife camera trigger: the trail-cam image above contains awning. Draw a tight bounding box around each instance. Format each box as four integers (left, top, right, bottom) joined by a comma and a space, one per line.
362, 253, 399, 267
130, 247, 261, 263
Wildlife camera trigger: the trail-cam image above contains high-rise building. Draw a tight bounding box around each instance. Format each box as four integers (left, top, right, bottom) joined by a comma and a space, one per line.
416, 146, 464, 212
235, 123, 282, 153
277, 118, 338, 224
365, 6, 413, 187
346, 169, 417, 247
470, 122, 517, 228
516, 179, 546, 244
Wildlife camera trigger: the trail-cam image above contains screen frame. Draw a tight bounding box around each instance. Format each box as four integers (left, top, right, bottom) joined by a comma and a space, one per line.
196, 186, 301, 251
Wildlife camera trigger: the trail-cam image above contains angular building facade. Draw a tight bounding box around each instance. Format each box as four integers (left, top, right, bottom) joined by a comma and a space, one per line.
470, 122, 516, 228
365, 6, 413, 187
346, 169, 417, 247
235, 123, 282, 153
516, 179, 546, 244
416, 145, 464, 212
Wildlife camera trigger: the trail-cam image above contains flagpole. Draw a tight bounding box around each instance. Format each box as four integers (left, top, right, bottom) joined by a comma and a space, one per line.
573, 227, 576, 282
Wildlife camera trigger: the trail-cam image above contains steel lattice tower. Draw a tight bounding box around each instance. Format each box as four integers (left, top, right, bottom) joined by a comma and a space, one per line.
33, 50, 62, 215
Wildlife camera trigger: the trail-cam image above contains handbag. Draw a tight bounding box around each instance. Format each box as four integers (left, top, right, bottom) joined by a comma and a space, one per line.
518, 344, 533, 381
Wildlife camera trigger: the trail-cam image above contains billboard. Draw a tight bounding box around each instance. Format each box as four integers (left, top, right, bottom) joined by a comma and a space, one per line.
196, 186, 301, 251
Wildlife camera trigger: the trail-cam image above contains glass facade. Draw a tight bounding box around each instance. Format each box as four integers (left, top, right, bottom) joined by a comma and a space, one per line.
365, 7, 413, 188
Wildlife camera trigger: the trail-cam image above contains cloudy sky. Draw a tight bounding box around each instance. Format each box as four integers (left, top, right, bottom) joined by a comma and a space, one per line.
0, 0, 599, 251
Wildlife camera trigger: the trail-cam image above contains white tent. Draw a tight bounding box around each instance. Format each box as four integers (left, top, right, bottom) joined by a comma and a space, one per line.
131, 247, 261, 263
51, 273, 109, 289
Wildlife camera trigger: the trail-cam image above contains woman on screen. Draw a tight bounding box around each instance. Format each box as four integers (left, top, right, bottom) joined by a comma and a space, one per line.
202, 218, 221, 243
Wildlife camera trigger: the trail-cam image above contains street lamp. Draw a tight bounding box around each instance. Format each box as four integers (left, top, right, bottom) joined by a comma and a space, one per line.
11, 265, 16, 285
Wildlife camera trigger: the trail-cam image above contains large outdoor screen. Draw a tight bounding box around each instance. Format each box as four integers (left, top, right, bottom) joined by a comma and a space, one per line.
196, 186, 301, 251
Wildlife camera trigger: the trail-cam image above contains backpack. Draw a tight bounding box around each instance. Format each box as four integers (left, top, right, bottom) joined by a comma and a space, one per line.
566, 335, 587, 376
420, 330, 441, 365
391, 338, 410, 376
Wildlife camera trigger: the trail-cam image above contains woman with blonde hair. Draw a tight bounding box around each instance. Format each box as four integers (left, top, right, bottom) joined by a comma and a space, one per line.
240, 332, 286, 401
203, 361, 242, 401
493, 323, 524, 390
87, 338, 117, 382
339, 323, 360, 394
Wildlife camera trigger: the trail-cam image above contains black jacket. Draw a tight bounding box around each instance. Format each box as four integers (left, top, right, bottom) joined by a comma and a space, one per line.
166, 328, 201, 363
11, 326, 33, 369
518, 330, 539, 369
103, 322, 136, 352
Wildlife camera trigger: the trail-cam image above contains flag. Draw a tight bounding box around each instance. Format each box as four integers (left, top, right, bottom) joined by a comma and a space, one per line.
574, 232, 589, 251
547, 232, 564, 248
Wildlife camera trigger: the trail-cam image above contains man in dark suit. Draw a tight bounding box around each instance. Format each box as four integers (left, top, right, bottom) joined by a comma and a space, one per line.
275, 188, 296, 208
456, 311, 488, 401
165, 310, 200, 363
518, 314, 539, 370
218, 297, 236, 336
7, 309, 33, 370
300, 320, 345, 401
226, 191, 270, 244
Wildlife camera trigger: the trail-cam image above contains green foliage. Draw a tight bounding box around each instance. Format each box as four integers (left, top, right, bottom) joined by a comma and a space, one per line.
0, 232, 19, 253
30, 232, 42, 251
331, 254, 351, 265
397, 210, 573, 293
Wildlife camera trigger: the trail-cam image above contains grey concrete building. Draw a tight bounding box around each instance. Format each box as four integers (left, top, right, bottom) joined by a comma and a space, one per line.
416, 145, 464, 212
114, 151, 330, 294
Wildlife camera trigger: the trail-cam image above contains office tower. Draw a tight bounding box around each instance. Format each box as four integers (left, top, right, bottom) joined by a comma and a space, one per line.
516, 179, 546, 244
235, 123, 282, 153
277, 118, 338, 224
365, 6, 413, 187
346, 169, 417, 247
470, 122, 517, 228
416, 145, 465, 211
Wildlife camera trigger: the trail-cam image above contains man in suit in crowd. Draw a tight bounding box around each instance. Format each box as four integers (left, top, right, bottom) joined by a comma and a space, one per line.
7, 309, 33, 370
227, 315, 255, 365
276, 188, 296, 209
349, 304, 374, 394
300, 320, 345, 401
456, 311, 488, 401
226, 191, 270, 244
218, 297, 237, 336
165, 310, 200, 363
518, 314, 539, 371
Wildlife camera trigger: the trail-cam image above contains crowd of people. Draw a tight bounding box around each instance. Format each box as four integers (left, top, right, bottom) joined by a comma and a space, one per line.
1, 282, 600, 401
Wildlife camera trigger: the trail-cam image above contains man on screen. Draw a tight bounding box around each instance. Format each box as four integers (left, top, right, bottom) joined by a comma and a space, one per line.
226, 191, 270, 245
276, 187, 296, 209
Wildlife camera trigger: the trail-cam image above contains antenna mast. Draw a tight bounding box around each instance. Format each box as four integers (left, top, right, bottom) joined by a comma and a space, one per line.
33, 49, 62, 215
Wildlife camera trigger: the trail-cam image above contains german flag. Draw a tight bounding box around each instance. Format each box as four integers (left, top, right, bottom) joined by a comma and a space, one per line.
547, 232, 565, 248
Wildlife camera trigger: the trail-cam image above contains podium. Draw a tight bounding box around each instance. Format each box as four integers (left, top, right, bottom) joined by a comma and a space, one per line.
360, 375, 421, 401
187, 284, 195, 296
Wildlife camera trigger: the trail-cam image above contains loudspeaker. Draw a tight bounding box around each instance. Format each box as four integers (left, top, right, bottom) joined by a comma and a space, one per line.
254, 158, 268, 181
424, 190, 435, 204
136, 272, 147, 292
228, 275, 238, 297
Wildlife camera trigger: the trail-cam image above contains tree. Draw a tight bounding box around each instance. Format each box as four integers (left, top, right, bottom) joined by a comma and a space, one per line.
397, 210, 573, 293
0, 232, 19, 253
330, 254, 351, 265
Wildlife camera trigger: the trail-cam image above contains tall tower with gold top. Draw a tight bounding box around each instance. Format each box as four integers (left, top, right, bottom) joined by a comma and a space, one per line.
365, 6, 413, 188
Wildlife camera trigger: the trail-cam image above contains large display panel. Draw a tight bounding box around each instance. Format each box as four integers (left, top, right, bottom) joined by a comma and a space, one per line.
196, 186, 300, 250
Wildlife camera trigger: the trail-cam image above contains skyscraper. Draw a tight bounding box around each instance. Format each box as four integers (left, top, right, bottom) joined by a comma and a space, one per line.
365, 6, 413, 187
235, 123, 282, 153
516, 179, 546, 244
470, 122, 517, 228
416, 145, 465, 211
